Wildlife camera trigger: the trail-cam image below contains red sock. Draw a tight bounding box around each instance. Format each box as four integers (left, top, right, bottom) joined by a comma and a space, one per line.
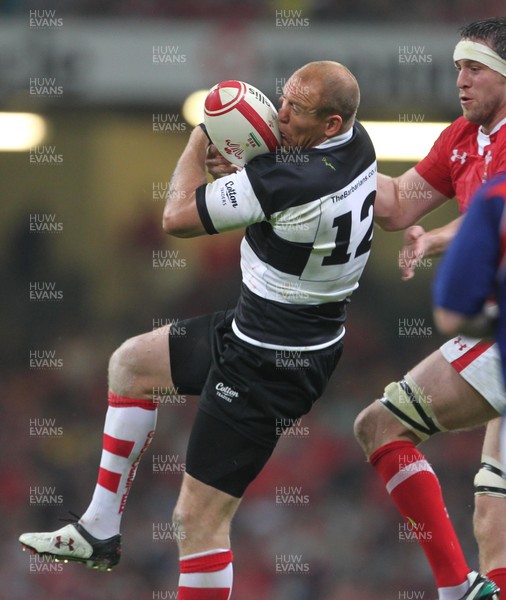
178, 549, 233, 600
370, 441, 469, 588
487, 569, 506, 595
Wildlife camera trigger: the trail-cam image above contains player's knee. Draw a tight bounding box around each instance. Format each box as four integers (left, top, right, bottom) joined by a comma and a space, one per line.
378, 375, 446, 442
473, 494, 500, 547
474, 455, 506, 499
473, 456, 506, 548
108, 337, 142, 386
172, 505, 189, 540
172, 503, 207, 544
472, 493, 506, 572
353, 403, 382, 457
355, 376, 439, 457
473, 494, 489, 535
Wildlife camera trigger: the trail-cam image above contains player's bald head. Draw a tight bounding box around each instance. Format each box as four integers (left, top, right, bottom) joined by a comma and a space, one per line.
294, 61, 360, 131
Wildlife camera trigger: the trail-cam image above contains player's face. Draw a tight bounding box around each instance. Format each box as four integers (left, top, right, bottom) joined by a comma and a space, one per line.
277, 75, 329, 150
455, 43, 506, 133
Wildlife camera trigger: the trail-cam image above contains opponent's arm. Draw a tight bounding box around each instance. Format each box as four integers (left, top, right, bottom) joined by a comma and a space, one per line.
163, 126, 209, 238
375, 168, 449, 231
434, 306, 497, 339
433, 185, 501, 339
399, 216, 463, 280
408, 217, 463, 256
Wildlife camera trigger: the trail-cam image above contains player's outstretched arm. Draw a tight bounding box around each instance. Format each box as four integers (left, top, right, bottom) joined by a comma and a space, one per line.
163, 126, 210, 238
375, 167, 449, 231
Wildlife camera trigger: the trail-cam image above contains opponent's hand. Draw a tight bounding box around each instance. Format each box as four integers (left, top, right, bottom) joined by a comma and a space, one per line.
206, 145, 240, 180
399, 225, 426, 281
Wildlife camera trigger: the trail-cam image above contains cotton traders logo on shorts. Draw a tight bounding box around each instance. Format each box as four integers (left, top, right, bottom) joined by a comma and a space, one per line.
215, 382, 239, 402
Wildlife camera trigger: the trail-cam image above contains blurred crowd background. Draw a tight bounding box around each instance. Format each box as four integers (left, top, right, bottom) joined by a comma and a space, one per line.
1, 0, 502, 598
0, 0, 501, 23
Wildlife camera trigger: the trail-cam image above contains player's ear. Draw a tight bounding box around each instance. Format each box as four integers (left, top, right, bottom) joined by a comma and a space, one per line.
324, 114, 343, 137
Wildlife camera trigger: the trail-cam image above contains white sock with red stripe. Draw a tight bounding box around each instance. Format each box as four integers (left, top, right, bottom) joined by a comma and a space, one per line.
179, 549, 233, 600
79, 392, 157, 539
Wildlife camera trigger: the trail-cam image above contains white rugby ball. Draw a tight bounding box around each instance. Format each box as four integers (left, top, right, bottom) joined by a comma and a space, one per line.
204, 80, 281, 167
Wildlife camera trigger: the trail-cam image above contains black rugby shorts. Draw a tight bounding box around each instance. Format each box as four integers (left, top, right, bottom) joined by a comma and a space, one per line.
168, 309, 343, 496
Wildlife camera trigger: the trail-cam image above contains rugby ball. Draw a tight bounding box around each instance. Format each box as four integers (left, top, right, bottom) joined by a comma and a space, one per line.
204, 80, 281, 167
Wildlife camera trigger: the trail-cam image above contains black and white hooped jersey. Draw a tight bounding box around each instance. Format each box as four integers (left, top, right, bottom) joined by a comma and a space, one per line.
196, 120, 377, 350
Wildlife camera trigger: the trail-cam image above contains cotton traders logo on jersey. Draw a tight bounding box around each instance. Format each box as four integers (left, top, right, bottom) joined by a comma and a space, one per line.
215, 382, 239, 402
224, 180, 238, 208
450, 149, 467, 164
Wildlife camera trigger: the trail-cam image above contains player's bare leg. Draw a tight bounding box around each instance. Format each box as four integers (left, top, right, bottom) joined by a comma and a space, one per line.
356, 351, 497, 455
172, 473, 240, 599
174, 474, 240, 555
19, 325, 175, 570
354, 349, 500, 600
473, 417, 506, 592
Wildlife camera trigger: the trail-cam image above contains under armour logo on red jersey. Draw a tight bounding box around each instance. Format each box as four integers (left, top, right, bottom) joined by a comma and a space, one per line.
450, 149, 467, 164
453, 337, 467, 352
55, 536, 74, 551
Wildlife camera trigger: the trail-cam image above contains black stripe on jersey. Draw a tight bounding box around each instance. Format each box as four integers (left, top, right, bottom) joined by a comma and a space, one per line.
245, 221, 313, 276
235, 283, 348, 348
196, 184, 218, 234
245, 121, 376, 218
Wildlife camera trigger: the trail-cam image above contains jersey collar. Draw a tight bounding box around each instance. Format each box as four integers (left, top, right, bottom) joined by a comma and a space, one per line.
477, 116, 506, 155
315, 127, 354, 150
487, 116, 506, 135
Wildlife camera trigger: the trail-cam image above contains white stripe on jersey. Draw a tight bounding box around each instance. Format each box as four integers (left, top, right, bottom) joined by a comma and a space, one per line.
240, 237, 359, 304
232, 318, 345, 351
241, 161, 377, 304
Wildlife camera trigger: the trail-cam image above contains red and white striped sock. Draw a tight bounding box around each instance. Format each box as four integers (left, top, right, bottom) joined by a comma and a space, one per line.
79, 391, 157, 539
370, 441, 470, 596
179, 549, 233, 600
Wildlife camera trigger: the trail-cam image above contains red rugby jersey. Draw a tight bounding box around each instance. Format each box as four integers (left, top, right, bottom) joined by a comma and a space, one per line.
415, 116, 506, 213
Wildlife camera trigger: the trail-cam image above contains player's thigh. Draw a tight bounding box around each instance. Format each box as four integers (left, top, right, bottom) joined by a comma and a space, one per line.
111, 311, 228, 397
409, 349, 499, 430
